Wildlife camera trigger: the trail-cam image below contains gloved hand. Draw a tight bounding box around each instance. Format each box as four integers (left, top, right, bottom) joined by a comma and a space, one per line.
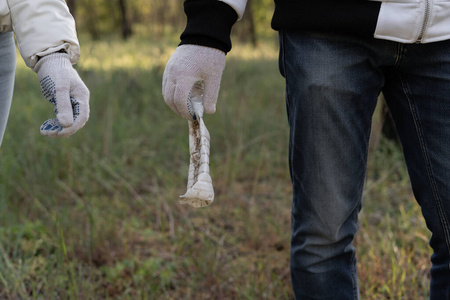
34, 53, 90, 137
162, 45, 226, 120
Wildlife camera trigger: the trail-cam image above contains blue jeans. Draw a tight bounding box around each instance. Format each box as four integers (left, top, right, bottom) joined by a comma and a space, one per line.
279, 30, 450, 299
0, 31, 16, 147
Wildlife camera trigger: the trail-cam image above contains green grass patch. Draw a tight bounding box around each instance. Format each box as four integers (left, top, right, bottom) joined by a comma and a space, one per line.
0, 35, 431, 299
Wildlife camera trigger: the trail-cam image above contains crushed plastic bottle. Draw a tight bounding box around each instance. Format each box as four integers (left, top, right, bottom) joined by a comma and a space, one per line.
179, 81, 214, 208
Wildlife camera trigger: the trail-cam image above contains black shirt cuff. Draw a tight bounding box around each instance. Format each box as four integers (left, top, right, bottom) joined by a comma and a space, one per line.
180, 0, 238, 53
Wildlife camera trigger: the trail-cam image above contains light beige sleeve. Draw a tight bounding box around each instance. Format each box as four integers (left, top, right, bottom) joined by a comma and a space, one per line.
8, 0, 80, 69
218, 0, 247, 20
0, 0, 12, 31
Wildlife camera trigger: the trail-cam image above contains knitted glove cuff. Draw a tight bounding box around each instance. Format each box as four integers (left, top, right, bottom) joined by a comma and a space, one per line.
180, 0, 238, 53
33, 53, 72, 73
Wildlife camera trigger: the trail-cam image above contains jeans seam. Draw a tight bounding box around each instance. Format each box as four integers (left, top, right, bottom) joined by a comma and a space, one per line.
279, 30, 289, 116
400, 76, 450, 261
280, 30, 295, 186
280, 30, 289, 100
393, 43, 405, 68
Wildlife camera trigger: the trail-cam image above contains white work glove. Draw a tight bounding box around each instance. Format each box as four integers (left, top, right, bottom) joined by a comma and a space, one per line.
34, 53, 90, 137
162, 45, 226, 120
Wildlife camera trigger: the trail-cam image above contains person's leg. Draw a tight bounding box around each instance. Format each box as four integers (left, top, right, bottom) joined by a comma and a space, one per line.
278, 30, 397, 299
382, 39, 450, 300
0, 31, 17, 147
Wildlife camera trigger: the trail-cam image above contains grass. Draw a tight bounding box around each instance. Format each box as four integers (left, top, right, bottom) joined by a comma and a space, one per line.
0, 33, 431, 299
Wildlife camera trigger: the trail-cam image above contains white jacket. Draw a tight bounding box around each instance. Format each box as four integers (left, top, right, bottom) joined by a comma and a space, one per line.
0, 0, 79, 69
372, 0, 450, 43
221, 0, 450, 44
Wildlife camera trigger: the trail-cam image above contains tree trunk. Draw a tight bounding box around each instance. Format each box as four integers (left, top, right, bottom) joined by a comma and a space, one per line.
67, 0, 76, 19
118, 0, 132, 40
246, 0, 257, 47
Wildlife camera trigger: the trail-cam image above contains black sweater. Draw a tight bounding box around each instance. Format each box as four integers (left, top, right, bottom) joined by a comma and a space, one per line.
180, 0, 382, 53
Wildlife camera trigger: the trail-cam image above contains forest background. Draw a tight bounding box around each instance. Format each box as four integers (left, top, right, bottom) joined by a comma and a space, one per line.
0, 0, 432, 299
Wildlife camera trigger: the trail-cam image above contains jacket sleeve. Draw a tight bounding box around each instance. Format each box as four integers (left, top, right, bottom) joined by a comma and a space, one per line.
219, 0, 246, 19
8, 0, 80, 69
180, 0, 247, 53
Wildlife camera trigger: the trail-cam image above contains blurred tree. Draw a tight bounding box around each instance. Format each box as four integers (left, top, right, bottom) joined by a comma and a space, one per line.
246, 0, 257, 46
67, 0, 76, 19
77, 0, 121, 39
118, 0, 132, 39
234, 0, 275, 45
69, 0, 274, 42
